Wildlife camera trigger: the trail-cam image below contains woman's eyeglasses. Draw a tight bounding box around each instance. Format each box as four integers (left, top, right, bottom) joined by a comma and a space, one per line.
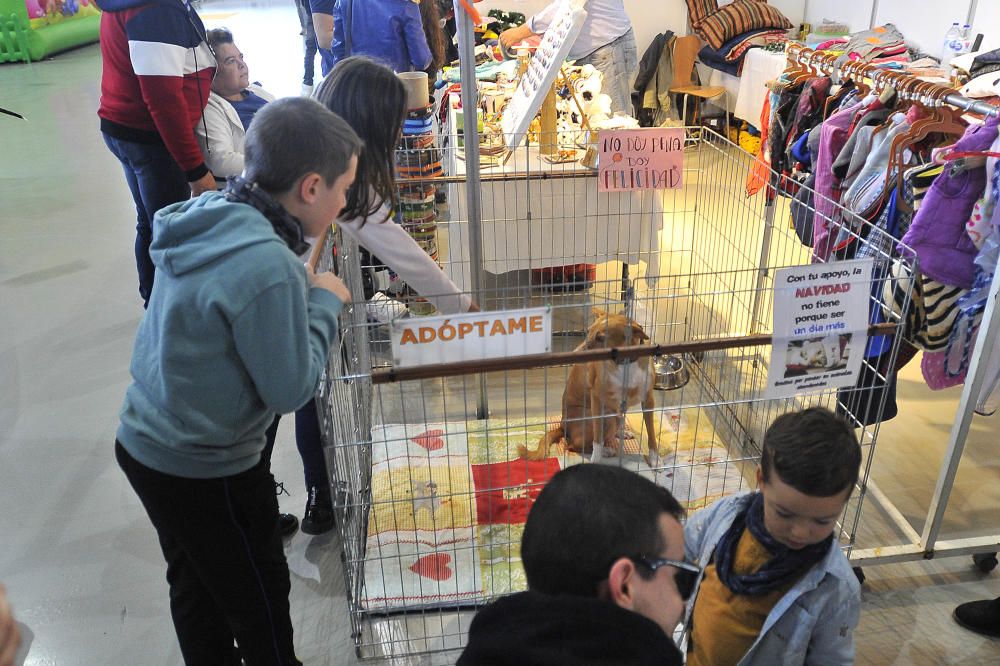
630, 555, 701, 601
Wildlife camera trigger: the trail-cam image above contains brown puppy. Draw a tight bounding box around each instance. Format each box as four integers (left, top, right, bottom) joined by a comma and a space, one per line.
520, 309, 660, 465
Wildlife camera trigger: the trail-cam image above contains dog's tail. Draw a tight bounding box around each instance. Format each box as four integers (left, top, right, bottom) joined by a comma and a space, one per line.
519, 427, 564, 460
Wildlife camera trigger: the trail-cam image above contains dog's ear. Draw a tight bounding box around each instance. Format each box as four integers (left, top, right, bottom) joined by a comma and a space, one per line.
591, 307, 607, 319
586, 329, 606, 348
631, 323, 650, 342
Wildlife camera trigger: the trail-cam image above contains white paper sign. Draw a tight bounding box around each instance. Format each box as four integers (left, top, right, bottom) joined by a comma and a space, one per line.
764, 260, 874, 399
500, 0, 587, 150
598, 128, 685, 192
391, 308, 552, 368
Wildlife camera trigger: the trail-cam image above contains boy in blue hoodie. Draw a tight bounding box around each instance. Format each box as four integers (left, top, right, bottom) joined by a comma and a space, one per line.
115, 97, 360, 666
684, 407, 862, 666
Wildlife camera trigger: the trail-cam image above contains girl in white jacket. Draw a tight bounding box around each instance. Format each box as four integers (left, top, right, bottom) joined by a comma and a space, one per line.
300, 56, 475, 533
315, 56, 474, 315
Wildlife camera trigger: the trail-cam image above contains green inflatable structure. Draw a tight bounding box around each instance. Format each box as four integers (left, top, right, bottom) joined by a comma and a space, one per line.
0, 0, 100, 63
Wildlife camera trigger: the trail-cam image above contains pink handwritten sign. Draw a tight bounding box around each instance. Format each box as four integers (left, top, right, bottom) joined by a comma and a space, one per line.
598, 128, 684, 192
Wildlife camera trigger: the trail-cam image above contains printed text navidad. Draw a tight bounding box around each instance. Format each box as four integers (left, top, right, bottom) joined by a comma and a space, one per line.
787, 266, 865, 336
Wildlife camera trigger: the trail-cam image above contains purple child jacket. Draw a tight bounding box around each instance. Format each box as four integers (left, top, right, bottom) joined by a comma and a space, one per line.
899, 116, 1000, 288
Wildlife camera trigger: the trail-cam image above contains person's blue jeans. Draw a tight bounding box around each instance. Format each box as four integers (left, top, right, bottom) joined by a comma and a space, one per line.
318, 48, 336, 78
262, 398, 330, 492
102, 134, 190, 306
293, 398, 329, 489
577, 28, 638, 117
294, 0, 318, 86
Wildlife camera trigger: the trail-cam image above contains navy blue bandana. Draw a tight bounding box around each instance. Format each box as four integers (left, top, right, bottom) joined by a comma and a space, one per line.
224, 176, 310, 256
713, 493, 833, 596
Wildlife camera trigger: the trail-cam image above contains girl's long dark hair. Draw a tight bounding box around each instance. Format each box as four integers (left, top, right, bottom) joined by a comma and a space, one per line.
420, 0, 447, 74
314, 56, 406, 225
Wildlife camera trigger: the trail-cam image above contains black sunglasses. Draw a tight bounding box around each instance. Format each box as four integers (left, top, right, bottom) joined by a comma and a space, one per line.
630, 555, 701, 601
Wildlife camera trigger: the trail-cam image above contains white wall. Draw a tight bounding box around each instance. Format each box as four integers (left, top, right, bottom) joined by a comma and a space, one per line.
475, 0, 996, 60
770, 0, 805, 30
804, 0, 987, 57
473, 0, 802, 58
802, 0, 874, 33
970, 0, 1000, 52
873, 0, 966, 58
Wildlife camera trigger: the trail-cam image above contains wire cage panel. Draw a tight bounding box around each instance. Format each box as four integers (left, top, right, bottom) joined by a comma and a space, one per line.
316, 127, 915, 658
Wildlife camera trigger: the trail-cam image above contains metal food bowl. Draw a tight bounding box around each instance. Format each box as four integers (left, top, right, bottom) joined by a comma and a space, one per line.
653, 354, 690, 391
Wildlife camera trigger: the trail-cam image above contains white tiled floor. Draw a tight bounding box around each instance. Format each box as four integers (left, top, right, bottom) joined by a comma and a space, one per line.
1, 1, 999, 664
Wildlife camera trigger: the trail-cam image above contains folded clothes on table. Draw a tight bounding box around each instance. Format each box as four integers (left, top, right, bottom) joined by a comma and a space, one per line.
406, 105, 434, 120
396, 148, 443, 168
397, 163, 444, 179
400, 134, 436, 150
403, 118, 434, 134
399, 200, 436, 215
400, 209, 438, 225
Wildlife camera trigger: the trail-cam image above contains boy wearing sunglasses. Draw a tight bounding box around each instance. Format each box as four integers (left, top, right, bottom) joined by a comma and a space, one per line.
684, 407, 862, 665
459, 463, 695, 665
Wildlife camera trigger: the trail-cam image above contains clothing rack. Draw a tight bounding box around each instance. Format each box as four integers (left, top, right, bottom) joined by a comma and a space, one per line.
783, 43, 1000, 572
785, 44, 1000, 118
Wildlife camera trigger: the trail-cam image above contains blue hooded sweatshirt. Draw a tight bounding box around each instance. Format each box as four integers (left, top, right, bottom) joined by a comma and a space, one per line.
117, 192, 343, 479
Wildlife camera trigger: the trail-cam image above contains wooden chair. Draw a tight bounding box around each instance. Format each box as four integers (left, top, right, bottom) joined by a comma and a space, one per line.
669, 34, 729, 140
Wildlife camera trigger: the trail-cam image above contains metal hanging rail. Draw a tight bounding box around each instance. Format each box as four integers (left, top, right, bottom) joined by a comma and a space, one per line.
785, 44, 1000, 118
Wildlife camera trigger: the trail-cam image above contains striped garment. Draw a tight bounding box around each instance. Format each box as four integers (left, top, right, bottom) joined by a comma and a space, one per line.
885, 261, 967, 352
685, 0, 718, 28
896, 162, 943, 237
695, 0, 792, 51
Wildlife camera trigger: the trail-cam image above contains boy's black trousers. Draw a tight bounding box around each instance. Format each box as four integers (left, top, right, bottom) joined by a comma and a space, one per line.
116, 440, 301, 666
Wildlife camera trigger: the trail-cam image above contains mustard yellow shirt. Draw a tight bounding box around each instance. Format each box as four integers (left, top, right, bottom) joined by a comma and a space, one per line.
687, 528, 798, 666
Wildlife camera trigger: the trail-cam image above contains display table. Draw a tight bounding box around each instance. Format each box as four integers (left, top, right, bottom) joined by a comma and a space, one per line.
442, 107, 664, 290
735, 49, 786, 126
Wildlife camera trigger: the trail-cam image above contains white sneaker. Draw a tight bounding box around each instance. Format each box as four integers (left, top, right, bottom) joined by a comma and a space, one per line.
301, 83, 314, 97
366, 292, 408, 324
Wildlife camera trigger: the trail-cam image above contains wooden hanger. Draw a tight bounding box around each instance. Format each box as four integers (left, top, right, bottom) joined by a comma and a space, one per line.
783, 48, 810, 81
891, 83, 967, 212
867, 70, 906, 146
886, 81, 937, 197
789, 51, 821, 86
904, 83, 965, 149
778, 47, 812, 94
848, 61, 872, 98
791, 51, 825, 85
823, 56, 855, 118
927, 88, 968, 139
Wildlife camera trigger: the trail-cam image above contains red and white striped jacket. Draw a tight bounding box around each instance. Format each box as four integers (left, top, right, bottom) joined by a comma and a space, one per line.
96, 0, 215, 181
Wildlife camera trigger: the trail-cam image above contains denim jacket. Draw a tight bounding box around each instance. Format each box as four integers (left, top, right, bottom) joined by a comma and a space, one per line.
684, 493, 860, 666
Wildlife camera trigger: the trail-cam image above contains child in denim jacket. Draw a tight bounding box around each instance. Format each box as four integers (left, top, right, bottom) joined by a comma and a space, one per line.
684, 407, 861, 665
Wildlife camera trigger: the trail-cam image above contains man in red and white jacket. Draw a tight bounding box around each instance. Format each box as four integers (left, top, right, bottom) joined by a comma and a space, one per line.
96, 0, 217, 306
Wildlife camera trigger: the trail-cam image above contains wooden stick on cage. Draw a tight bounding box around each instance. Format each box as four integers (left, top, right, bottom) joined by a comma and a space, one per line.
307, 224, 331, 272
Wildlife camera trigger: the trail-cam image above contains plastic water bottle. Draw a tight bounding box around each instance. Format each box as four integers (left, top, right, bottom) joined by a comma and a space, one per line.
942, 22, 963, 63
960, 24, 973, 55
